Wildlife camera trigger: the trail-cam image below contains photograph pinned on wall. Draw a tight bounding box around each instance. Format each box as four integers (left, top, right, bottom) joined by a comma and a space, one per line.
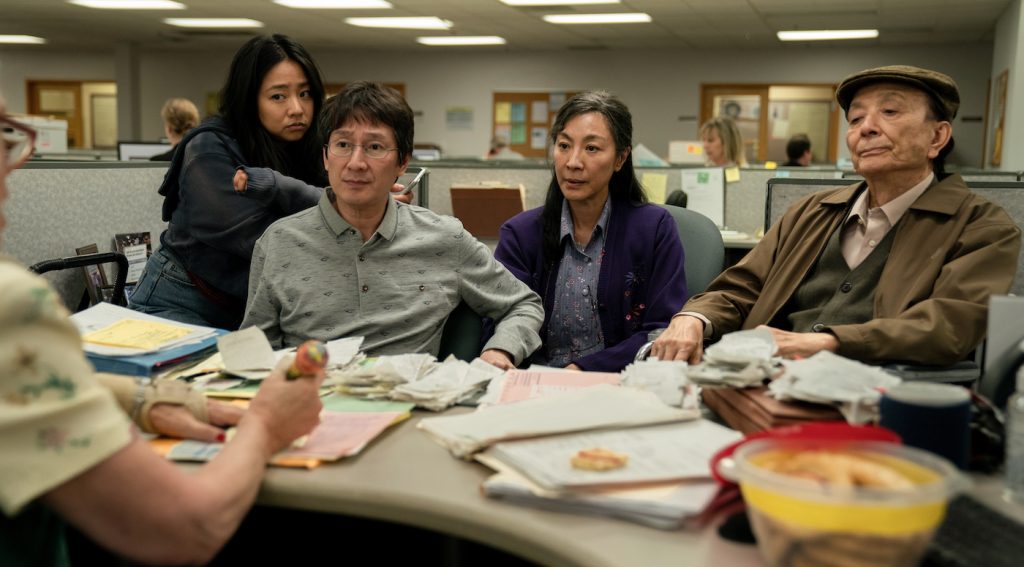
113, 232, 152, 285
75, 243, 108, 305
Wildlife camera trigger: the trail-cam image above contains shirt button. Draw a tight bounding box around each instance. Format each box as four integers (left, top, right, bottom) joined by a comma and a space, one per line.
840, 282, 853, 293
358, 255, 365, 262
361, 285, 369, 292
419, 285, 426, 291
349, 229, 356, 235
582, 287, 590, 297
868, 239, 877, 247
811, 323, 825, 333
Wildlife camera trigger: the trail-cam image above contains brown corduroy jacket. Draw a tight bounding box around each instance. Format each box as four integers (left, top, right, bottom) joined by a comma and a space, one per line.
685, 173, 1021, 366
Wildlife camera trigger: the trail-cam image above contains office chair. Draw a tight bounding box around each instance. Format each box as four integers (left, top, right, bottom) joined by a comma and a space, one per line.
29, 252, 129, 311
437, 301, 483, 362
635, 205, 725, 361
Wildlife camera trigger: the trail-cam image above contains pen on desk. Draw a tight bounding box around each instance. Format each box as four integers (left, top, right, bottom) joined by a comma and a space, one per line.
286, 340, 329, 380
395, 167, 428, 196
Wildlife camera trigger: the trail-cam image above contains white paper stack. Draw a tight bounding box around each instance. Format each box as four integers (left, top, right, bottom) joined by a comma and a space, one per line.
418, 384, 699, 458
328, 353, 438, 398
390, 357, 504, 411
769, 351, 902, 422
72, 302, 217, 357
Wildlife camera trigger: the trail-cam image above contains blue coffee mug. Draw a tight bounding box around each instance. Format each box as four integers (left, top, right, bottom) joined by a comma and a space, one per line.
879, 383, 971, 469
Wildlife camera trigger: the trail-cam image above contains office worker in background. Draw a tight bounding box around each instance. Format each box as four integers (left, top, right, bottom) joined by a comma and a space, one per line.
494, 91, 687, 372
485, 135, 525, 160
700, 115, 748, 167
130, 34, 327, 330
783, 133, 812, 167
243, 82, 543, 370
652, 65, 1021, 366
148, 97, 200, 162
0, 101, 325, 565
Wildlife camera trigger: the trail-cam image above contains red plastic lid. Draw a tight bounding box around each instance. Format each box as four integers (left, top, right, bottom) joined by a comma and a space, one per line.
710, 421, 902, 485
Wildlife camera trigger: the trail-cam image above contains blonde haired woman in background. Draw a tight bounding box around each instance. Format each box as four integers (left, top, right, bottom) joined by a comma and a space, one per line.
700, 115, 748, 167
149, 97, 200, 161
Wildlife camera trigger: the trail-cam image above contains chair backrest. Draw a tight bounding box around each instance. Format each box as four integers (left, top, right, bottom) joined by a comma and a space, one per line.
979, 295, 1024, 407
29, 252, 129, 311
437, 301, 483, 362
657, 204, 724, 298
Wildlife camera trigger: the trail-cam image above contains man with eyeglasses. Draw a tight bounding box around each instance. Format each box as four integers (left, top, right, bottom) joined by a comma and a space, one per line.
242, 82, 543, 370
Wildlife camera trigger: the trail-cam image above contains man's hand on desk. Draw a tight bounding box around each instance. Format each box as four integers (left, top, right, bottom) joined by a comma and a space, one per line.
759, 326, 838, 359
149, 401, 244, 443
480, 349, 515, 370
650, 315, 705, 365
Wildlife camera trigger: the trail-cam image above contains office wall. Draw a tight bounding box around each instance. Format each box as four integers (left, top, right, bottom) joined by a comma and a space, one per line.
991, 0, 1023, 170
1, 43, 994, 166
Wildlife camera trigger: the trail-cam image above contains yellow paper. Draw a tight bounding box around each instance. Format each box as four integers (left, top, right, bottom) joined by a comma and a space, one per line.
641, 173, 668, 203
764, 161, 777, 170
725, 166, 741, 183
495, 102, 511, 123
82, 319, 193, 350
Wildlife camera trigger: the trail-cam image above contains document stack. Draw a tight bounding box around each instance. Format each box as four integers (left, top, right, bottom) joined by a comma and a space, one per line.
71, 303, 224, 378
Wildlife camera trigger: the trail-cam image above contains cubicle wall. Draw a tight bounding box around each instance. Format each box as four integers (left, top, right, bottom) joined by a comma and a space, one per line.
723, 168, 844, 237
766, 178, 1024, 296
5, 163, 169, 308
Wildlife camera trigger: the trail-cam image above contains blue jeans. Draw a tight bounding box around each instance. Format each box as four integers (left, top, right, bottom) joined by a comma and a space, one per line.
129, 247, 239, 330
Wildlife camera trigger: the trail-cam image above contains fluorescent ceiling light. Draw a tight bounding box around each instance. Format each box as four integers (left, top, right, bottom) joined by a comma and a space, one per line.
417, 36, 506, 46
273, 0, 393, 8
69, 0, 185, 8
543, 13, 651, 24
164, 18, 265, 28
0, 35, 47, 44
501, 0, 619, 5
345, 17, 452, 29
777, 29, 879, 41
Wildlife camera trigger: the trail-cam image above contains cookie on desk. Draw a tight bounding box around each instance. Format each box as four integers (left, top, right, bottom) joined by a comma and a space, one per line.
570, 447, 629, 471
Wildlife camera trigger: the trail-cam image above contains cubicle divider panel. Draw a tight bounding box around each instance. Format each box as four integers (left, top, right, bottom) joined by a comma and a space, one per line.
5, 164, 169, 308
724, 168, 843, 238
425, 166, 551, 218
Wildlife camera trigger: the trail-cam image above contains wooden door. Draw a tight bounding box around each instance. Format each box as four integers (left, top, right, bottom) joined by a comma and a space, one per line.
27, 81, 83, 149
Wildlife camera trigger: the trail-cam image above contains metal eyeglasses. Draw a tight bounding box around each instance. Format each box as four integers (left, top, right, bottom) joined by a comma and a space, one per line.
325, 139, 397, 160
1, 116, 36, 170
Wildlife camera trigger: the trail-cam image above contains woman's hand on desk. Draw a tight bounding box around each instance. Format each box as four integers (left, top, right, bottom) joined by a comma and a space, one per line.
481, 349, 515, 370
759, 326, 838, 359
233, 169, 249, 193
148, 401, 243, 443
243, 357, 325, 455
650, 315, 705, 364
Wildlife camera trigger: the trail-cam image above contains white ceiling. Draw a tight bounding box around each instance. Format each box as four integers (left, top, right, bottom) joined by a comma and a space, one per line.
0, 0, 1013, 52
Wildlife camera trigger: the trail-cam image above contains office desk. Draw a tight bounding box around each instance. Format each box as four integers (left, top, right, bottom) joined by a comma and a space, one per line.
250, 410, 761, 567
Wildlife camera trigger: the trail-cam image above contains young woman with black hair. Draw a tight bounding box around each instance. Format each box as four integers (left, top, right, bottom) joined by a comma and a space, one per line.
131, 34, 327, 329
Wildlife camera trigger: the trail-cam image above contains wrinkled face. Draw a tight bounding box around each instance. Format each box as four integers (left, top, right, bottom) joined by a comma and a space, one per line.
553, 112, 626, 207
702, 128, 726, 166
323, 119, 408, 213
846, 82, 950, 178
257, 59, 314, 142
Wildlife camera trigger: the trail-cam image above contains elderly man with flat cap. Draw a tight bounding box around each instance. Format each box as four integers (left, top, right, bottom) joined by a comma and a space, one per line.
653, 65, 1021, 366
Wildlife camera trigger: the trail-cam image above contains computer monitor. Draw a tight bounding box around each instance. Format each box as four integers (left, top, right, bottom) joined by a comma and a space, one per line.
117, 141, 173, 161
981, 295, 1024, 408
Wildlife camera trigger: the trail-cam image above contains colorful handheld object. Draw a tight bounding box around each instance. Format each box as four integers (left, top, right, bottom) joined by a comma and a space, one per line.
286, 340, 329, 380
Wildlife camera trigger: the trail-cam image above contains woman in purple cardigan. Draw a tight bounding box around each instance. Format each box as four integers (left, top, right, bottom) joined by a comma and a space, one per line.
495, 92, 687, 372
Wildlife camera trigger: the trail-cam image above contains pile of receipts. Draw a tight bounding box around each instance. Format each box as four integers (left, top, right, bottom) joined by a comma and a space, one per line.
685, 328, 777, 387
769, 351, 901, 422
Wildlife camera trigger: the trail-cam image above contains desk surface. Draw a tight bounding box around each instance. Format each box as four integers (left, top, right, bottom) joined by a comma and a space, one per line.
253, 410, 761, 567
238, 408, 1024, 567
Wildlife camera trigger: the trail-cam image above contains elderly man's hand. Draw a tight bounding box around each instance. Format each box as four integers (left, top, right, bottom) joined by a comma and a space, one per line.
391, 183, 413, 204
148, 400, 244, 443
650, 315, 705, 364
480, 349, 516, 370
759, 326, 839, 359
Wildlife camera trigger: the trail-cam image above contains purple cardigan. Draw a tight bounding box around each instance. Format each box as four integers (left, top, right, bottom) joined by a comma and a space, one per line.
495, 199, 687, 371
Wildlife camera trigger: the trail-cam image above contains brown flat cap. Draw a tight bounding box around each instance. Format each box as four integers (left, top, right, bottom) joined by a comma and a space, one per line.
836, 65, 960, 120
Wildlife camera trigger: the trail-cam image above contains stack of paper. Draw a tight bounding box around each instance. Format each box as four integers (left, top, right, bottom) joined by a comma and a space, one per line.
71, 303, 224, 377
419, 384, 699, 458
477, 368, 621, 406
390, 357, 504, 411
477, 420, 741, 528
769, 351, 902, 423
329, 353, 438, 398
620, 360, 697, 408
155, 395, 414, 469
686, 328, 777, 387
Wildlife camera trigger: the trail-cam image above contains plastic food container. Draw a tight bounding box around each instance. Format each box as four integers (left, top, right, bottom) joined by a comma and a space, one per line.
729, 439, 967, 567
